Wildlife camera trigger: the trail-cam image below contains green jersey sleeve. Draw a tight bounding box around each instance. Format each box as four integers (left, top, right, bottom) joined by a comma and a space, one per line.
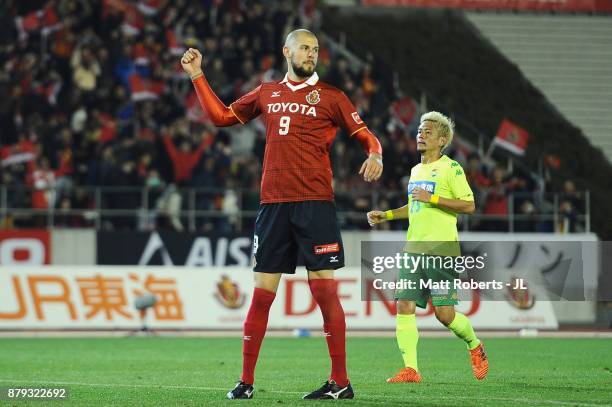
448, 163, 474, 201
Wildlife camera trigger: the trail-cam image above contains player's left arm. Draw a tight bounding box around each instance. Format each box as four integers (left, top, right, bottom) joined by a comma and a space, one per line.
354, 128, 383, 183
333, 91, 383, 182
412, 162, 475, 214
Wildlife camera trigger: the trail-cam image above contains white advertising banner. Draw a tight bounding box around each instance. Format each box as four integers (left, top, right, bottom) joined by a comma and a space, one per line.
0, 266, 558, 330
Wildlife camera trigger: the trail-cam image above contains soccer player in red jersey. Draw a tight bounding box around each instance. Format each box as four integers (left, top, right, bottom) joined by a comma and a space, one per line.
181, 29, 383, 400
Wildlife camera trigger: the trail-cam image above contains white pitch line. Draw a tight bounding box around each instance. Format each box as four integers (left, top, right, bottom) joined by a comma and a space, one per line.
1, 330, 611, 338
0, 378, 608, 407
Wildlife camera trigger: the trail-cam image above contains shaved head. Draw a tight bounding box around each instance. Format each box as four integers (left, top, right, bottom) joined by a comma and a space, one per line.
284, 29, 317, 48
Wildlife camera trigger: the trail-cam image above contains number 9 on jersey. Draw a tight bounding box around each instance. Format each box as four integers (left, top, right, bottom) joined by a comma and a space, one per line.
279, 116, 290, 135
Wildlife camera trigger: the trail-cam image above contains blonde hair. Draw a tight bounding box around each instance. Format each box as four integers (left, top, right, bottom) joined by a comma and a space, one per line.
420, 111, 454, 151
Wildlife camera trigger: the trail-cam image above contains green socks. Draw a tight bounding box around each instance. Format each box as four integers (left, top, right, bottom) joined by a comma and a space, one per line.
396, 314, 419, 370
396, 312, 480, 371
448, 312, 480, 350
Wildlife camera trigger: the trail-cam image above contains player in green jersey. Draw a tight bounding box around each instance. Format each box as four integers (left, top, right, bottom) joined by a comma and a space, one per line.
367, 111, 489, 383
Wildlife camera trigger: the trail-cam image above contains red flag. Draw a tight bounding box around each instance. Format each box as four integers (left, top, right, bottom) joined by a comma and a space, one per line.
493, 119, 530, 156
122, 4, 144, 36
390, 96, 417, 129
132, 43, 150, 65
128, 74, 164, 101
138, 0, 162, 16
19, 11, 42, 32
166, 29, 185, 56
15, 6, 61, 37
1, 140, 36, 167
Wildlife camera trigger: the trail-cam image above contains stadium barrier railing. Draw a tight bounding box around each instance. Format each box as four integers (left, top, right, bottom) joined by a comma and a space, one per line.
0, 185, 590, 233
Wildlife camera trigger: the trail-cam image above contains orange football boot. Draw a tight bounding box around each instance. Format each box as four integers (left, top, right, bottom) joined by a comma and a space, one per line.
470, 342, 489, 380
386, 367, 422, 383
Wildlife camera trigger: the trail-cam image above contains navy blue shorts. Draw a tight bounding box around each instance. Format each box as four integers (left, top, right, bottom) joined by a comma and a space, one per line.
252, 201, 345, 274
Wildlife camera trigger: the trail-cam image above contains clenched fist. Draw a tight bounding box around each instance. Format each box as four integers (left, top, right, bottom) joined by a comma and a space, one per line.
181, 48, 203, 77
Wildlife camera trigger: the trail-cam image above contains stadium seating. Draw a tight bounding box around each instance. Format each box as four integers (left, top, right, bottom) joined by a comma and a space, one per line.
323, 5, 610, 238
0, 2, 598, 235
467, 13, 612, 162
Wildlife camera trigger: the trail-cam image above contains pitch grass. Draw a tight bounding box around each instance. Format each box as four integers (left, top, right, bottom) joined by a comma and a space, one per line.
0, 337, 611, 406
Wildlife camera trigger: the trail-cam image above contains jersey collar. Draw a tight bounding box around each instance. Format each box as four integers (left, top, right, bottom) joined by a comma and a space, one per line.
280, 72, 319, 92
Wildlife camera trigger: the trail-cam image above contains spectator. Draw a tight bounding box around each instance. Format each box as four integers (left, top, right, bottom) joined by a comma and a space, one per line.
160, 130, 214, 185
71, 47, 101, 93
515, 200, 538, 232
483, 166, 512, 231
155, 183, 183, 231
559, 179, 583, 213
30, 157, 56, 211
465, 153, 490, 190
558, 200, 580, 234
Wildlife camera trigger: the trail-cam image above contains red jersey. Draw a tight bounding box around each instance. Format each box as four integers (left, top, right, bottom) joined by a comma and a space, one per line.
230, 72, 367, 204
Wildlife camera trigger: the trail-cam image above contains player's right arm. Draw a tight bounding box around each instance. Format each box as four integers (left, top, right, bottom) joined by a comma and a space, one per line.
367, 205, 409, 226
181, 48, 240, 127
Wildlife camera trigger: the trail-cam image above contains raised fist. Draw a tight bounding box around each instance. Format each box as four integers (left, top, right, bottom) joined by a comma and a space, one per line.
181, 48, 203, 76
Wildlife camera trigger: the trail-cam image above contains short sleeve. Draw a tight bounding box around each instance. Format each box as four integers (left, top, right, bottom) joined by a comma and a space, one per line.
332, 91, 368, 136
449, 163, 474, 201
229, 85, 262, 124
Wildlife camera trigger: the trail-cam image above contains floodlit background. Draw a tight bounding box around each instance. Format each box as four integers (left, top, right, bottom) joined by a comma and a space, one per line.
0, 1, 611, 405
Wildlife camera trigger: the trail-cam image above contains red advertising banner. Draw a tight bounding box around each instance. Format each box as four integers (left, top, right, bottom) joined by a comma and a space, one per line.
0, 230, 51, 265
362, 0, 612, 12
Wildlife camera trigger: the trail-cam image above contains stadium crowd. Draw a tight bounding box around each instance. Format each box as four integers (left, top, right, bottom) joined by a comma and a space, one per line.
0, 0, 582, 232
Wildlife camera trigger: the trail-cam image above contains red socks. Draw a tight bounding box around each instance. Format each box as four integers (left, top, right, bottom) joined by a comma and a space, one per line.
240, 282, 348, 387
309, 279, 349, 387
241, 287, 276, 385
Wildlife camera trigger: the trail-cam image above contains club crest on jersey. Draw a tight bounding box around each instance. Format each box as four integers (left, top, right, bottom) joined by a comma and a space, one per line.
306, 90, 320, 105
431, 169, 438, 178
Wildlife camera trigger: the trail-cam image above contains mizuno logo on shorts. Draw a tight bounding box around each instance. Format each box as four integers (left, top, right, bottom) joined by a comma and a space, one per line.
314, 243, 340, 255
